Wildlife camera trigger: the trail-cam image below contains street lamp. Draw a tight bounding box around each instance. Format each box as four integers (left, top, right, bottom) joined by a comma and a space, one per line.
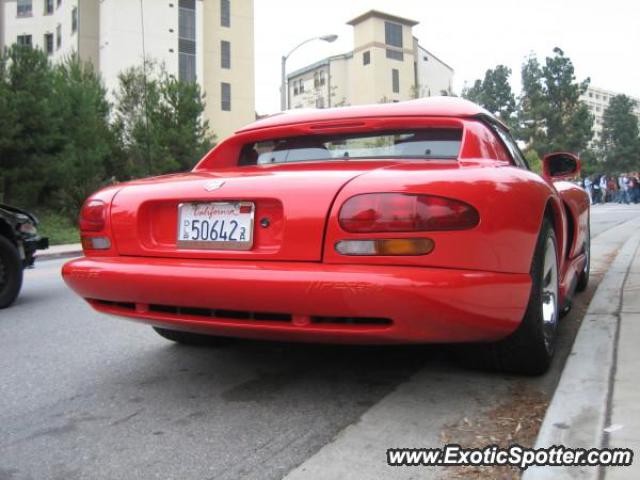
281, 34, 338, 111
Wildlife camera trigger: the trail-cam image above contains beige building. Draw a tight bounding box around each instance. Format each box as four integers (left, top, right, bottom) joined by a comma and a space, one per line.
0, 0, 255, 140
580, 85, 640, 144
287, 10, 454, 110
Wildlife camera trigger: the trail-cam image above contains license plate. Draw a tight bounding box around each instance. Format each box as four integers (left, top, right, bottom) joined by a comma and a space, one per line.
177, 202, 254, 250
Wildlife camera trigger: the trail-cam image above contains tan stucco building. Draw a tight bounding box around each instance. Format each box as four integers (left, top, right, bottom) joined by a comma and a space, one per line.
1, 0, 255, 140
287, 10, 454, 110
580, 85, 640, 144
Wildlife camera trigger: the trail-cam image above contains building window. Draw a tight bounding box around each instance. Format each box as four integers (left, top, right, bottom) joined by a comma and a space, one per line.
179, 1, 196, 39
44, 0, 54, 15
179, 53, 196, 83
386, 49, 403, 61
221, 40, 230, 69
316, 97, 325, 109
392, 68, 399, 94
178, 0, 196, 83
221, 82, 231, 111
363, 51, 370, 65
385, 21, 402, 48
17, 0, 32, 17
221, 0, 230, 27
17, 34, 32, 47
313, 71, 326, 88
56, 24, 62, 49
293, 80, 304, 96
44, 33, 54, 54
71, 7, 78, 33
57, 0, 61, 8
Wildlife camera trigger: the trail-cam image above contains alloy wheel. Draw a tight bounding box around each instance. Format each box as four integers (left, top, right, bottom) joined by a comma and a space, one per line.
541, 237, 559, 351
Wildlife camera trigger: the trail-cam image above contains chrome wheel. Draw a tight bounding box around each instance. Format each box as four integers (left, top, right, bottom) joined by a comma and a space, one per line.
541, 237, 559, 350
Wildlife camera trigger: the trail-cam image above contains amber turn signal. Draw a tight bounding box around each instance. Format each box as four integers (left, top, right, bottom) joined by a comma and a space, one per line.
335, 238, 434, 256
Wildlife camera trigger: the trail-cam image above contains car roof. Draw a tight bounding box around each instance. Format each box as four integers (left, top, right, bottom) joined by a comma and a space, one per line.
238, 97, 503, 133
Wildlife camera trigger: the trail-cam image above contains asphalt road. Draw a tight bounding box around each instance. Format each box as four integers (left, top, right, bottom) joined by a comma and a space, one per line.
1, 204, 639, 480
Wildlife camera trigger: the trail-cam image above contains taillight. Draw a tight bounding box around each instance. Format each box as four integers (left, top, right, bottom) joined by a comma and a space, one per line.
339, 193, 479, 233
79, 199, 107, 232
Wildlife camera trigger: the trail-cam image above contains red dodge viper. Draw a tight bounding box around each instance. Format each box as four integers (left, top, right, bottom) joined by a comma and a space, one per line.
62, 98, 590, 375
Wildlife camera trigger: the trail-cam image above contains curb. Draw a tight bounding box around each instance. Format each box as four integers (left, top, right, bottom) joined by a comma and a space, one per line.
36, 249, 83, 261
523, 231, 640, 480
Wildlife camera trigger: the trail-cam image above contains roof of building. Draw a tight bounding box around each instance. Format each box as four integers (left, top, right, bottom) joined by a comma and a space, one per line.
417, 45, 455, 72
347, 10, 419, 27
582, 85, 640, 103
237, 97, 495, 133
287, 52, 353, 80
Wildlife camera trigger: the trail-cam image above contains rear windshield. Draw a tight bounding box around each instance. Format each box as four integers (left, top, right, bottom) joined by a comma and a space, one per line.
239, 129, 462, 165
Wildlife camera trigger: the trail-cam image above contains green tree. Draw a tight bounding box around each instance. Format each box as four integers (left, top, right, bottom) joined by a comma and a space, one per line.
462, 79, 483, 104
50, 56, 115, 217
462, 65, 516, 127
599, 95, 640, 171
516, 54, 546, 147
524, 149, 542, 175
154, 74, 214, 171
541, 48, 593, 154
112, 62, 213, 178
0, 46, 63, 206
516, 48, 593, 156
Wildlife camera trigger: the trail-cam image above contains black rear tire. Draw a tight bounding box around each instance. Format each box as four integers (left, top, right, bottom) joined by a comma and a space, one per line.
458, 218, 559, 375
153, 327, 236, 347
0, 235, 23, 309
575, 221, 590, 292
490, 218, 559, 375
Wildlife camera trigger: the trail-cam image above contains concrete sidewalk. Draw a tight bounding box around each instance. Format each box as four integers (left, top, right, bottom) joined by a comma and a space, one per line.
36, 242, 82, 260
525, 230, 640, 479
606, 249, 640, 479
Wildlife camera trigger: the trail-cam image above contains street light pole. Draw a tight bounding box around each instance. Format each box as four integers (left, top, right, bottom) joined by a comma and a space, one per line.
280, 34, 338, 111
280, 55, 287, 112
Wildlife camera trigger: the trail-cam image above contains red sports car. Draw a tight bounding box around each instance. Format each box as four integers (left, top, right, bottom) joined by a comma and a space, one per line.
62, 98, 590, 375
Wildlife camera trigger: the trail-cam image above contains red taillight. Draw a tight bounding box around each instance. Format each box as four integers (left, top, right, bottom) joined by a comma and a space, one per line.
79, 199, 107, 232
339, 193, 479, 233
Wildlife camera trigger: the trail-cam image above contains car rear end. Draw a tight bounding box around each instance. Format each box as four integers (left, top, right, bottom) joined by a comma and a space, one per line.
63, 111, 538, 344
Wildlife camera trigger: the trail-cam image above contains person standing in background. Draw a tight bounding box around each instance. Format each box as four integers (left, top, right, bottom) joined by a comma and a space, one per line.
600, 175, 609, 203
619, 174, 630, 204
592, 175, 601, 204
609, 175, 618, 203
632, 173, 640, 204
584, 176, 593, 204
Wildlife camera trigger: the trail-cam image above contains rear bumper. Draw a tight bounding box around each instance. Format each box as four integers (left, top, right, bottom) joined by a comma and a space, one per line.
62, 256, 532, 344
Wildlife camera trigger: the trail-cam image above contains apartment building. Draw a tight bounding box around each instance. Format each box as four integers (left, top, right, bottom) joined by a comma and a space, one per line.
1, 0, 255, 140
287, 10, 454, 110
580, 85, 640, 143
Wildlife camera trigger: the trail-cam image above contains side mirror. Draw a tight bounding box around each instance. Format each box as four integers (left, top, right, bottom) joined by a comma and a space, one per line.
543, 152, 580, 180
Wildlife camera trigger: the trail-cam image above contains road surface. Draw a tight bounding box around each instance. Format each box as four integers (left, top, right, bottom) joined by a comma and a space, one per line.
1, 204, 639, 480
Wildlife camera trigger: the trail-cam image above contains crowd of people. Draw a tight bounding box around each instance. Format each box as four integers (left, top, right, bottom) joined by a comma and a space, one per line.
582, 173, 640, 204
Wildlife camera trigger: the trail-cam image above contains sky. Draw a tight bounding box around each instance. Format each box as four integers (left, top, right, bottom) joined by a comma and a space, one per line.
253, 0, 640, 115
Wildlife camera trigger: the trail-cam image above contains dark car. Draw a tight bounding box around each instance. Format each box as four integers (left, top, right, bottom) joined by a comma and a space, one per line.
0, 204, 49, 308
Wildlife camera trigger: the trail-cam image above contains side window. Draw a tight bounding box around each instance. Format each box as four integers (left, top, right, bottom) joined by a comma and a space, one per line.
492, 125, 529, 169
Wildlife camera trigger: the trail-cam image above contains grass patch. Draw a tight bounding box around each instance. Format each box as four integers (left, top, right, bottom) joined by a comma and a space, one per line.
34, 210, 79, 246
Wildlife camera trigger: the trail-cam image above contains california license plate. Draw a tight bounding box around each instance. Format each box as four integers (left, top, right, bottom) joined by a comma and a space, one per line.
177, 202, 254, 250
